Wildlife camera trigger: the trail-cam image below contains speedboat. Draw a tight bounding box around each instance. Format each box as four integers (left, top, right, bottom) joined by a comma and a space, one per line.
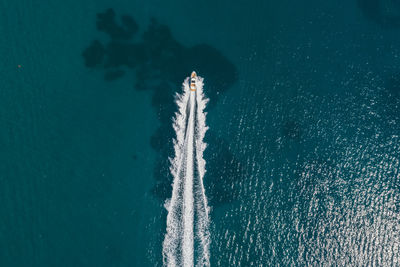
190, 71, 197, 91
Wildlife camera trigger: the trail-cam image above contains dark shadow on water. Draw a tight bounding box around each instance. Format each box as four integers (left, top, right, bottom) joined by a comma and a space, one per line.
203, 133, 245, 206
96, 8, 138, 40
383, 72, 400, 124
282, 120, 302, 140
386, 72, 400, 98
83, 8, 240, 207
358, 0, 400, 28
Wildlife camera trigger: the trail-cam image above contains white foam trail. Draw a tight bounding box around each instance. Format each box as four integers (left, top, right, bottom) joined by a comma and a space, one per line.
182, 88, 195, 267
162, 75, 210, 266
194, 77, 210, 267
163, 79, 191, 267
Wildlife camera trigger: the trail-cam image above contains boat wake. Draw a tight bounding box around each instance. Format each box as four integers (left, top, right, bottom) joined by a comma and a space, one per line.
162, 74, 210, 266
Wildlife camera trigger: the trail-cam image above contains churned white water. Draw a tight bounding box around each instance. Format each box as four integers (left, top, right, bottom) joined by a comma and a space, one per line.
162, 75, 210, 267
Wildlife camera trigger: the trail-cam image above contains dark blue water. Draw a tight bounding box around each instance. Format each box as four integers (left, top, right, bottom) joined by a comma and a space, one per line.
1, 0, 400, 266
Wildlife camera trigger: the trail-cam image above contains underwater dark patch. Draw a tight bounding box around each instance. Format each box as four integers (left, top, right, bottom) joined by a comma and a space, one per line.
82, 40, 105, 67
203, 133, 246, 206
83, 8, 240, 207
386, 72, 400, 97
282, 120, 302, 140
382, 72, 400, 124
96, 8, 138, 40
358, 0, 400, 28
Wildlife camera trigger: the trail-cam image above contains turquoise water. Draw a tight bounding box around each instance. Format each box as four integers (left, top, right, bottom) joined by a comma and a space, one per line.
1, 0, 400, 266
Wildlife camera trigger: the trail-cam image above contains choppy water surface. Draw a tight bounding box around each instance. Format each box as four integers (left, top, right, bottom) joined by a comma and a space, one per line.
209, 78, 400, 265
